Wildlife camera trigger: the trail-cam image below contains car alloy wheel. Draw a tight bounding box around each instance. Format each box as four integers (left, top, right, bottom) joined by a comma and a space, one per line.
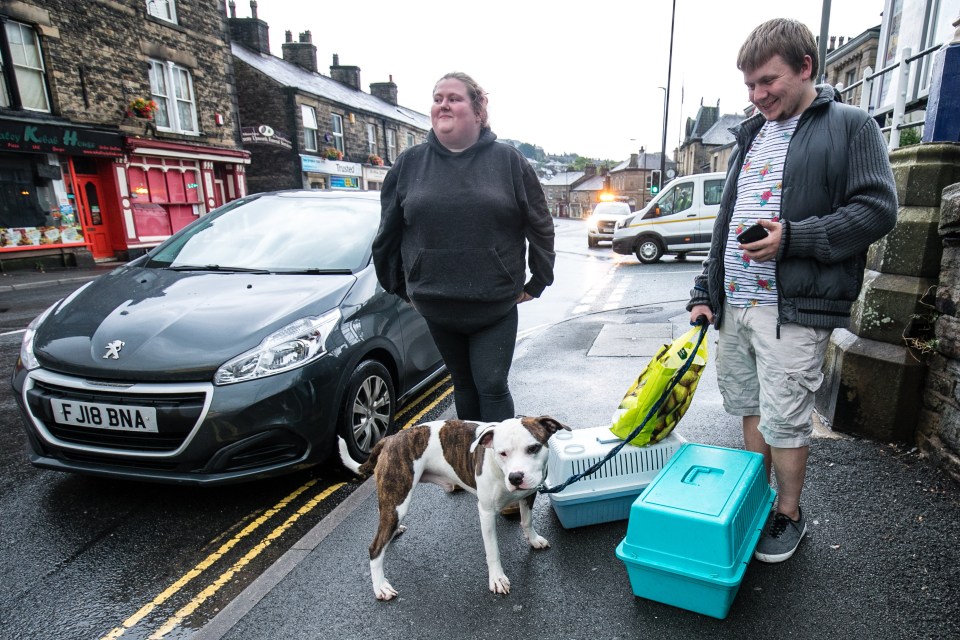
635, 237, 664, 263
339, 359, 395, 461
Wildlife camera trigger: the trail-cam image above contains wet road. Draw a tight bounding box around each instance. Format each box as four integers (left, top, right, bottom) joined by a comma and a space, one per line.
0, 218, 701, 638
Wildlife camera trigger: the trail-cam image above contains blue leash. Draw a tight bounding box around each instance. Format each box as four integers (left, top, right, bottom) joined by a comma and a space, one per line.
539, 319, 709, 495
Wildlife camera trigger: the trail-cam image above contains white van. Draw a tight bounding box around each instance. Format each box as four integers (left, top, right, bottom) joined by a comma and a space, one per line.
612, 172, 726, 263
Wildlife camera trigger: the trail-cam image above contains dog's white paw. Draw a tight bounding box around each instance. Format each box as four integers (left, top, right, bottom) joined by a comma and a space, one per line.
489, 573, 511, 595
528, 534, 550, 549
374, 580, 398, 601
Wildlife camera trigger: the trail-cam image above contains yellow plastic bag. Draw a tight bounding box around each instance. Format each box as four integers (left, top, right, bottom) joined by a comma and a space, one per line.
609, 325, 708, 446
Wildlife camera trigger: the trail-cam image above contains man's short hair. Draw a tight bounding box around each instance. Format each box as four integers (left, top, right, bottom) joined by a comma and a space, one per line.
737, 18, 819, 75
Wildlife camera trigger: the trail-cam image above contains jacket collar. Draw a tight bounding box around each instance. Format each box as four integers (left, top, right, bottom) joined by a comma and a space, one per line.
729, 83, 839, 147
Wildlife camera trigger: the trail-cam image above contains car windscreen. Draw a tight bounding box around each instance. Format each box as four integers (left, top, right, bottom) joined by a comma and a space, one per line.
145, 195, 380, 273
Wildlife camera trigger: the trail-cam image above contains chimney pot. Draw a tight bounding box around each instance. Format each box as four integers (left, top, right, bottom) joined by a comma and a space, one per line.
229, 0, 236, 19
250, 0, 257, 20
285, 30, 292, 43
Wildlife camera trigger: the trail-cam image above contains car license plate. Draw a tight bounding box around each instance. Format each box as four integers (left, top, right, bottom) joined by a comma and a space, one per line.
50, 398, 159, 433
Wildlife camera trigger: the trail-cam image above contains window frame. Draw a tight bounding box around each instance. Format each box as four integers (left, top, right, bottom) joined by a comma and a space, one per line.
301, 105, 318, 152
0, 20, 51, 112
149, 59, 199, 135
331, 113, 344, 153
386, 129, 396, 162
146, 0, 178, 24
366, 123, 377, 155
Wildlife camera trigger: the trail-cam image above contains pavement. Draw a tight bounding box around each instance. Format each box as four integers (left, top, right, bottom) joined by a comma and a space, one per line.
7, 263, 959, 639
0, 261, 124, 293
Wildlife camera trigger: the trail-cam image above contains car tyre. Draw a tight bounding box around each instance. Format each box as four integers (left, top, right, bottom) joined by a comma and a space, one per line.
338, 359, 396, 462
588, 236, 599, 248
635, 237, 664, 264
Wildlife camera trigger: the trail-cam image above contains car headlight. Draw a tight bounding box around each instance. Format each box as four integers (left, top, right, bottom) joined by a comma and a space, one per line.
19, 303, 58, 371
214, 309, 341, 385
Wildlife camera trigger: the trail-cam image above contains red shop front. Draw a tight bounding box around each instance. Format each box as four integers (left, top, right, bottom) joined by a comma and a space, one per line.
115, 138, 249, 258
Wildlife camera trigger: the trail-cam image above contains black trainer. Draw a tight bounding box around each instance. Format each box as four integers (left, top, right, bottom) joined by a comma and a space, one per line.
754, 507, 807, 563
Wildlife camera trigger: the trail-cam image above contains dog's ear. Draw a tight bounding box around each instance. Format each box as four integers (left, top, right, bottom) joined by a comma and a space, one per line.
469, 424, 497, 452
537, 416, 572, 436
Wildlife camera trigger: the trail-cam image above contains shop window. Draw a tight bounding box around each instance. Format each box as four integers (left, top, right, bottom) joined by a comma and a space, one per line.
386, 129, 396, 162
0, 20, 51, 112
331, 114, 344, 153
301, 105, 318, 151
146, 0, 177, 23
147, 168, 168, 202
166, 171, 186, 202
366, 123, 377, 155
149, 59, 198, 134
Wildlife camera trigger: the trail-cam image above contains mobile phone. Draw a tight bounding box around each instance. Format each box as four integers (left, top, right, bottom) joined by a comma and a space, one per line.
736, 223, 769, 244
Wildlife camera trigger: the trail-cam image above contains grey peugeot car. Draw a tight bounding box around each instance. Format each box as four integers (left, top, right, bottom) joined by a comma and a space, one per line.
11, 190, 444, 485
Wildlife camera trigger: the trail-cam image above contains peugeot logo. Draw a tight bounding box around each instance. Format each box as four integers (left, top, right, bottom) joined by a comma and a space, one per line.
103, 340, 124, 360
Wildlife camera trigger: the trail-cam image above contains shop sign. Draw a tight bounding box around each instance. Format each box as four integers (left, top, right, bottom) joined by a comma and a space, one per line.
364, 166, 388, 181
1, 225, 85, 250
0, 119, 123, 156
240, 125, 292, 149
300, 154, 361, 176
330, 176, 360, 189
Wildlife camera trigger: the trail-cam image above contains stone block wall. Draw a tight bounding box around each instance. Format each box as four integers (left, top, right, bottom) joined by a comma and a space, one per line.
817, 143, 960, 479
921, 180, 960, 483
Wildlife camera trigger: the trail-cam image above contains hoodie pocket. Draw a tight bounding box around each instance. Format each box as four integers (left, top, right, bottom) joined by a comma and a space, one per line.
407, 248, 517, 302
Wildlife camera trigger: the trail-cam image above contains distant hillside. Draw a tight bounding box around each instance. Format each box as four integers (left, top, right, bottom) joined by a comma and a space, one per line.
500, 138, 614, 169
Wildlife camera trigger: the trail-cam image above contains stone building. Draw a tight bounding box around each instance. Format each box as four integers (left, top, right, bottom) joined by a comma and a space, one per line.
824, 27, 881, 106
608, 149, 676, 210
227, 2, 429, 194
0, 0, 249, 267
676, 103, 744, 176
540, 170, 585, 218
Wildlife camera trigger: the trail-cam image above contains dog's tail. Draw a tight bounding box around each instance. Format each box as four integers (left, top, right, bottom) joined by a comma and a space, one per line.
337, 436, 379, 479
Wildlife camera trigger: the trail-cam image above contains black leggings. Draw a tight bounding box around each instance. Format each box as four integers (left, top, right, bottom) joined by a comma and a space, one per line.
425, 307, 518, 422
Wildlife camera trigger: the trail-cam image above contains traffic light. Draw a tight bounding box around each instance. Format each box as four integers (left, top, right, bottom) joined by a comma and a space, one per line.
650, 170, 661, 195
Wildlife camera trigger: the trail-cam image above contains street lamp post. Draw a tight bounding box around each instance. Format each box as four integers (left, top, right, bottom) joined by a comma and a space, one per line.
657, 86, 667, 191
662, 0, 676, 185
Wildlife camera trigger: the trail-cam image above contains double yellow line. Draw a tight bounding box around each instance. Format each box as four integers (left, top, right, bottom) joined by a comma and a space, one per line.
101, 374, 452, 639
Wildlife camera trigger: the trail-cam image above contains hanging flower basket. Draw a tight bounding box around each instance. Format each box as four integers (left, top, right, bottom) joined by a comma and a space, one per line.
127, 98, 159, 119
322, 146, 344, 160
367, 154, 384, 166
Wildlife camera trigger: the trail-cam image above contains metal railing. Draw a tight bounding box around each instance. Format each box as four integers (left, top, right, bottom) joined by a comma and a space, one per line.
835, 43, 942, 150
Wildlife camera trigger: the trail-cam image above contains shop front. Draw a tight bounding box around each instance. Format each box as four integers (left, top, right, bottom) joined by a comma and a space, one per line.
0, 117, 124, 267
300, 154, 362, 190
363, 165, 388, 191
119, 138, 250, 258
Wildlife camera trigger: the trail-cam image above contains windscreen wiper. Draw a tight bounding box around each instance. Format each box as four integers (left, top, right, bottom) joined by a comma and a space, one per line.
166, 264, 271, 274
271, 268, 355, 275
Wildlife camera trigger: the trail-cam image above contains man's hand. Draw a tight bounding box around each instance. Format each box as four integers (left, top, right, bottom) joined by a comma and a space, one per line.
517, 291, 533, 304
740, 219, 783, 263
689, 304, 713, 326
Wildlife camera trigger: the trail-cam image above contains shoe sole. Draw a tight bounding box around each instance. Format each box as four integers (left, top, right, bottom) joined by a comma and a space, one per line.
754, 523, 807, 563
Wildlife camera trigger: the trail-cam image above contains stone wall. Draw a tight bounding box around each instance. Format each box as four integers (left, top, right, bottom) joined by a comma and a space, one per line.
921, 179, 960, 483
817, 143, 960, 483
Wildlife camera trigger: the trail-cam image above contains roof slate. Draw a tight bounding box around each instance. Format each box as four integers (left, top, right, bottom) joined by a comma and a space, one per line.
231, 43, 431, 130
701, 114, 743, 145
541, 171, 585, 186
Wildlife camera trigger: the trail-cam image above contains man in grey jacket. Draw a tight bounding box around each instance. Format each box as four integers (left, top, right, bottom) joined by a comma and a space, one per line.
688, 18, 897, 563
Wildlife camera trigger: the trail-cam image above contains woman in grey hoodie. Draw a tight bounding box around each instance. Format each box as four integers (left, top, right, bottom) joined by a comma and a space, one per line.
373, 71, 555, 422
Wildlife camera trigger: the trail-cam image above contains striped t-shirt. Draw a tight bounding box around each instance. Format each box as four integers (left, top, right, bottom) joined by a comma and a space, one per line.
723, 115, 799, 307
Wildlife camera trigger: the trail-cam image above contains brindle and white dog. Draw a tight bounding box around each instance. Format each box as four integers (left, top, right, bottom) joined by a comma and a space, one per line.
338, 415, 570, 600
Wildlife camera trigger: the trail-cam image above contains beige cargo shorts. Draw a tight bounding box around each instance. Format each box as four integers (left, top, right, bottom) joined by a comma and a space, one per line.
717, 303, 832, 448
